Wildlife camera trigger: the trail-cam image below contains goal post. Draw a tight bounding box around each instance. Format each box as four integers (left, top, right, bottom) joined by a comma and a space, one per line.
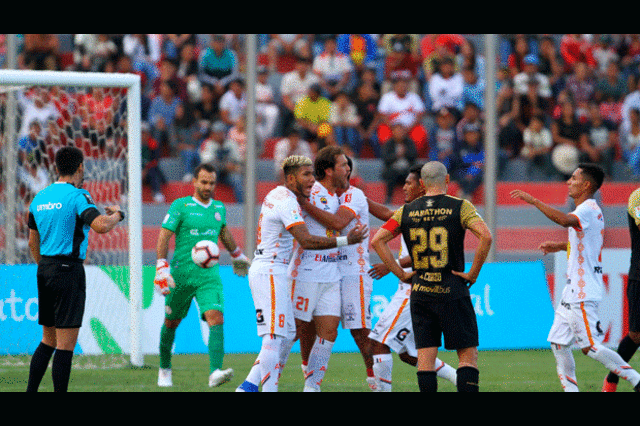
0, 69, 144, 367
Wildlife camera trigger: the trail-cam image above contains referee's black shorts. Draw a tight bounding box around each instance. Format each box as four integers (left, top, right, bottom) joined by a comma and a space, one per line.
410, 296, 479, 351
628, 278, 640, 334
36, 257, 86, 328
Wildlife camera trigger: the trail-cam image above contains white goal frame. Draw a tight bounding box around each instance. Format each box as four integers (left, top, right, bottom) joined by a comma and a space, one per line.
0, 69, 144, 367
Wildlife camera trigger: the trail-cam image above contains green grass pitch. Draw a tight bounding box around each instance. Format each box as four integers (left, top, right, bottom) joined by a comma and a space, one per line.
2, 349, 639, 392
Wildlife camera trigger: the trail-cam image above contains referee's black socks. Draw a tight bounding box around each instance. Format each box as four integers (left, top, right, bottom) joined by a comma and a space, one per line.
26, 342, 55, 392
456, 366, 479, 392
52, 349, 74, 392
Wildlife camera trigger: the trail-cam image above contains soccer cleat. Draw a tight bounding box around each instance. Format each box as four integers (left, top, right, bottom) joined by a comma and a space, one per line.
303, 384, 321, 392
366, 376, 379, 391
235, 380, 259, 392
209, 368, 234, 387
158, 368, 173, 387
602, 377, 618, 392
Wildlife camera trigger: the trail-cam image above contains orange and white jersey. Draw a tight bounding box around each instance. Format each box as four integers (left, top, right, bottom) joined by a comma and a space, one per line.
563, 198, 605, 304
251, 185, 305, 274
288, 181, 342, 283
338, 186, 370, 276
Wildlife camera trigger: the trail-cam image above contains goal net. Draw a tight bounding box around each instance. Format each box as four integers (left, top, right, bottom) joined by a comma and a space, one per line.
0, 70, 143, 368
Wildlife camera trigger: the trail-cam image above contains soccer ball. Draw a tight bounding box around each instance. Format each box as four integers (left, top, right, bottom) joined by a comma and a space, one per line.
191, 240, 220, 268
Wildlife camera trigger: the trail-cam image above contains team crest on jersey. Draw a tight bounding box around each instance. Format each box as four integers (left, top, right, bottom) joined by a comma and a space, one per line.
215, 212, 222, 221
320, 196, 328, 204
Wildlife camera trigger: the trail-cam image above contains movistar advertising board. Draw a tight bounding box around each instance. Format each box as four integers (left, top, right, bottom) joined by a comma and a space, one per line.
0, 261, 552, 356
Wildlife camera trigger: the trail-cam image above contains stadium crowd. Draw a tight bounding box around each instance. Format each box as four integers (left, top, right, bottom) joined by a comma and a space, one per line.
7, 34, 640, 204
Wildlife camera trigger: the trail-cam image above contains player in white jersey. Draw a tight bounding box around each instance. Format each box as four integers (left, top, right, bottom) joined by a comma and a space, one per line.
288, 146, 351, 392
297, 155, 378, 388
512, 163, 640, 392
367, 165, 457, 391
237, 155, 367, 392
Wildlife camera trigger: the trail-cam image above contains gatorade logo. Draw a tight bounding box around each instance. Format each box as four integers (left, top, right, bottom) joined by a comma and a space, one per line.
37, 202, 63, 212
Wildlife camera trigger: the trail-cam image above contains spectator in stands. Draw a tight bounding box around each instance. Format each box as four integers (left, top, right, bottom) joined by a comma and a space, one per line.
515, 77, 550, 134
428, 107, 457, 170
378, 70, 428, 155
152, 57, 188, 101
280, 54, 319, 135
219, 78, 246, 129
559, 34, 596, 72
595, 60, 628, 104
294, 83, 332, 144
198, 120, 244, 203
17, 87, 59, 139
193, 83, 220, 124
507, 34, 531, 78
198, 34, 239, 100
22, 34, 59, 70
312, 35, 354, 99
141, 122, 167, 204
170, 102, 202, 182
456, 102, 483, 145
177, 43, 201, 103
329, 91, 361, 155
428, 56, 464, 118
273, 126, 313, 183
228, 114, 247, 162
266, 34, 311, 72
163, 34, 197, 61
461, 66, 485, 110
381, 34, 421, 95
513, 54, 552, 100
591, 34, 620, 75
381, 123, 418, 204
420, 33, 465, 81
255, 65, 280, 143
458, 39, 485, 84
123, 34, 161, 90
336, 34, 378, 79
620, 107, 640, 176
537, 35, 562, 78
551, 99, 593, 164
353, 80, 382, 158
453, 122, 485, 200
18, 120, 44, 167
621, 75, 640, 134
520, 113, 554, 178
148, 80, 182, 156
565, 61, 596, 120
617, 34, 640, 77
584, 101, 618, 177
73, 34, 118, 72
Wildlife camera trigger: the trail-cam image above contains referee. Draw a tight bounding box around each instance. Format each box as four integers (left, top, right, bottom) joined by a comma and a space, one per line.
26, 146, 124, 392
371, 161, 492, 392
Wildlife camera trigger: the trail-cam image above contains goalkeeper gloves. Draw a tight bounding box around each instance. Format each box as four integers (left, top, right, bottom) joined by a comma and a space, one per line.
230, 248, 251, 277
154, 259, 176, 296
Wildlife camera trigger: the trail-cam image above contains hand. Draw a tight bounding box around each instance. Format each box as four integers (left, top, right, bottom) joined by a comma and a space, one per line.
231, 251, 251, 277
451, 269, 477, 287
538, 241, 563, 255
368, 263, 390, 280
399, 270, 417, 284
509, 189, 537, 205
105, 205, 124, 221
347, 224, 369, 245
154, 259, 176, 296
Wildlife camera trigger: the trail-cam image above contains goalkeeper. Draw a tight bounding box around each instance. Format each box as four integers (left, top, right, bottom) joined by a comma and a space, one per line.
153, 163, 251, 388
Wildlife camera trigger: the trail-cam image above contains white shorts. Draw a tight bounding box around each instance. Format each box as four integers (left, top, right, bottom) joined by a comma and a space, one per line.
248, 269, 296, 340
340, 274, 373, 330
291, 279, 341, 322
368, 283, 416, 357
547, 300, 604, 348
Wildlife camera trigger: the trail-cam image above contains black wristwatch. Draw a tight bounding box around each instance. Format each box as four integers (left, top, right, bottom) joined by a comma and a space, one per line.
117, 210, 125, 221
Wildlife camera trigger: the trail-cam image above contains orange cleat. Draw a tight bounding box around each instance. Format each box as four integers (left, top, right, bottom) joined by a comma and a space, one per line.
602, 377, 618, 392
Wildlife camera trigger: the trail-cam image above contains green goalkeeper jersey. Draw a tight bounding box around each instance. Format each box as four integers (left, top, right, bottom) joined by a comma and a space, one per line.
161, 196, 227, 274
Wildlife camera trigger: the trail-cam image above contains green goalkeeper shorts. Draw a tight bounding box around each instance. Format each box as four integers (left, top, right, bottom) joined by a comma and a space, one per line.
165, 266, 224, 321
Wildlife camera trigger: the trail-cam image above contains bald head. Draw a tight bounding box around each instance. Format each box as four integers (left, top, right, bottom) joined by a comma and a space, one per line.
421, 161, 448, 192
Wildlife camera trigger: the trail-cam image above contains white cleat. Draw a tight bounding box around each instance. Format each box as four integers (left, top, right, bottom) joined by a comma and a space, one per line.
209, 368, 234, 387
158, 368, 173, 387
366, 376, 379, 391
303, 384, 321, 392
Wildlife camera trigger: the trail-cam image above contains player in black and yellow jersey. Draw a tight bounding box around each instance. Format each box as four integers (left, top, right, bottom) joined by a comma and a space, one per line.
371, 161, 492, 392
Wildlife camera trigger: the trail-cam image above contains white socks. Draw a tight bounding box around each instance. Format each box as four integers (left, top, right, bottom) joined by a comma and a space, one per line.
587, 344, 640, 387
256, 334, 291, 392
552, 344, 579, 392
372, 354, 457, 392
304, 337, 334, 391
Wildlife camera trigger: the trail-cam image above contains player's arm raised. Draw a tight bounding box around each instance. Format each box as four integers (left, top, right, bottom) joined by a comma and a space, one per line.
219, 224, 251, 277
510, 190, 580, 228
288, 222, 368, 250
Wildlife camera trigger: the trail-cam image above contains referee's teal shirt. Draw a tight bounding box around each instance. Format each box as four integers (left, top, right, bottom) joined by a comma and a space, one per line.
28, 182, 101, 260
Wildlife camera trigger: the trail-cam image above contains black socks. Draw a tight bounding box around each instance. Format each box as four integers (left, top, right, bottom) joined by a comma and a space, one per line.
26, 342, 55, 392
